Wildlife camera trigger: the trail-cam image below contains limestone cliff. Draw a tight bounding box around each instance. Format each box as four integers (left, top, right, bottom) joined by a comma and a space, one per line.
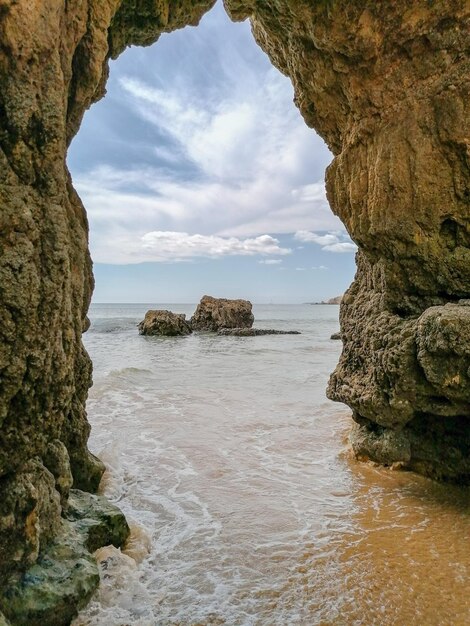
0, 0, 469, 621
224, 0, 470, 481
0, 0, 215, 620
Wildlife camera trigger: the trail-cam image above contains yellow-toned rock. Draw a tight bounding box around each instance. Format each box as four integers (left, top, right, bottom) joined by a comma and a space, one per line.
1, 0, 469, 621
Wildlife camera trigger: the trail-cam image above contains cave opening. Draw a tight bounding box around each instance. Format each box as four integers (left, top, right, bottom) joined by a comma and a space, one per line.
1, 1, 470, 624
66, 0, 356, 306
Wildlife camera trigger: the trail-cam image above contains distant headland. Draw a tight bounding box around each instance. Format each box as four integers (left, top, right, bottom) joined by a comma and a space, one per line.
306, 296, 343, 305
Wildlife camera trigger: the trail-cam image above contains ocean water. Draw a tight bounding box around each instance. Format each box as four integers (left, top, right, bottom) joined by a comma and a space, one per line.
74, 304, 470, 626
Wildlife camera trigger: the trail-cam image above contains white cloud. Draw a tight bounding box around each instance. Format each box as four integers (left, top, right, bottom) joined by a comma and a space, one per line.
88, 231, 291, 264
294, 230, 339, 246
142, 231, 289, 258
109, 70, 338, 240
291, 183, 326, 202
312, 265, 328, 270
294, 230, 357, 254
259, 259, 283, 265
76, 164, 346, 262
295, 267, 306, 271
154, 145, 183, 165
323, 242, 358, 253
70, 6, 350, 264
119, 72, 320, 185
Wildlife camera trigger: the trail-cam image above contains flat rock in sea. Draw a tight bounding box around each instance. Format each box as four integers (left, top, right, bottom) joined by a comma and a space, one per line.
138, 310, 192, 336
218, 328, 301, 336
191, 296, 254, 332
330, 332, 342, 340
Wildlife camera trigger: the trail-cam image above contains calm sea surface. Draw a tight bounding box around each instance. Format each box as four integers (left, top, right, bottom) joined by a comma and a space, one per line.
74, 304, 470, 626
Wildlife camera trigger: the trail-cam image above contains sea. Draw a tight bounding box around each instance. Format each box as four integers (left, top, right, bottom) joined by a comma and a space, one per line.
73, 303, 470, 626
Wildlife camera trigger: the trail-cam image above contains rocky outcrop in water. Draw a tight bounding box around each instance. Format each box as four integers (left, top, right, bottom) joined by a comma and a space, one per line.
190, 296, 254, 332
138, 310, 192, 336
218, 328, 301, 336
330, 333, 342, 341
0, 0, 469, 620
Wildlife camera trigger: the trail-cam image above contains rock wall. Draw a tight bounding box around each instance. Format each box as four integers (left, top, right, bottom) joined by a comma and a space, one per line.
224, 0, 470, 482
0, 0, 216, 615
0, 0, 468, 619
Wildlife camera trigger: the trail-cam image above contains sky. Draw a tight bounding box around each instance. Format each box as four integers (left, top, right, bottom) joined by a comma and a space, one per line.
67, 1, 357, 303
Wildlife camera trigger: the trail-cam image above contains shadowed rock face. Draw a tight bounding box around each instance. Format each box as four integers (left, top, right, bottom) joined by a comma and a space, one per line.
0, 0, 469, 618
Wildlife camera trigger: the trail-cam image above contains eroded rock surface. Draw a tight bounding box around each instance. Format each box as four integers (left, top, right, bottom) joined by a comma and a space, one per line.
0, 459, 62, 582
1, 0, 469, 620
0, 0, 214, 618
0, 490, 129, 626
138, 310, 192, 336
223, 0, 470, 482
190, 295, 254, 331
